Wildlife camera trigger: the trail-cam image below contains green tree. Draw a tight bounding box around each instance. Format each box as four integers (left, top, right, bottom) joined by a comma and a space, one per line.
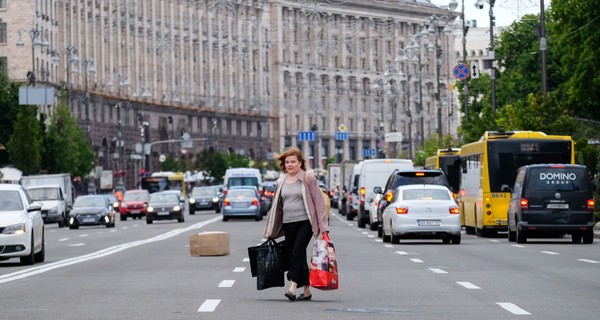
0, 60, 20, 166
7, 106, 42, 175
195, 148, 228, 183
45, 105, 94, 177
501, 93, 577, 135
160, 154, 184, 172
413, 134, 460, 166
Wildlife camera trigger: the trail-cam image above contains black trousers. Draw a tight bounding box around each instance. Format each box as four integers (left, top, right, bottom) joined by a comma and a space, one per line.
283, 219, 313, 287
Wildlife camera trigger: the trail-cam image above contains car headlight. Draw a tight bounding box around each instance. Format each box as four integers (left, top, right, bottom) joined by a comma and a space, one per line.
212, 197, 219, 202
113, 202, 119, 208
189, 198, 196, 204
174, 205, 181, 211
2, 223, 26, 235
147, 207, 154, 212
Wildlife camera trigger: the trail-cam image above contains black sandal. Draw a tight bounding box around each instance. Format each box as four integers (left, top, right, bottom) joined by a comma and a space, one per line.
297, 294, 312, 301
284, 291, 296, 301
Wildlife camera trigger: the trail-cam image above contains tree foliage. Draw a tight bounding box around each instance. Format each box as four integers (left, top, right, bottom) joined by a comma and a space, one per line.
45, 106, 94, 177
0, 60, 20, 166
7, 106, 42, 175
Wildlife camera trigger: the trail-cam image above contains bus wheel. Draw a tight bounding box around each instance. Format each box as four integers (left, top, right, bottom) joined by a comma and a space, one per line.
465, 226, 475, 235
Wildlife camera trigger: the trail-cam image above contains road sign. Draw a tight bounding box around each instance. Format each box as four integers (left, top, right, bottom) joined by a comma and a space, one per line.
338, 124, 347, 132
453, 63, 470, 80
471, 61, 480, 79
298, 131, 316, 141
384, 132, 403, 142
362, 148, 376, 157
335, 132, 349, 140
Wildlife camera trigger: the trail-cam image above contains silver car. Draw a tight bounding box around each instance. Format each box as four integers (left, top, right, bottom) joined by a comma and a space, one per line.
381, 185, 461, 244
222, 187, 262, 222
0, 184, 45, 265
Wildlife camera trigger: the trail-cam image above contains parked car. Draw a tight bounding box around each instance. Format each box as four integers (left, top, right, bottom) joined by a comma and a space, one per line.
507, 164, 595, 244
222, 187, 263, 221
69, 195, 116, 229
189, 186, 221, 214
373, 169, 451, 235
381, 185, 461, 244
0, 184, 45, 265
146, 192, 185, 224
119, 189, 150, 220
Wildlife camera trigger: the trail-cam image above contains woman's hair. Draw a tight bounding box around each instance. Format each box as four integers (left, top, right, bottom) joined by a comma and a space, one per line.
276, 146, 306, 172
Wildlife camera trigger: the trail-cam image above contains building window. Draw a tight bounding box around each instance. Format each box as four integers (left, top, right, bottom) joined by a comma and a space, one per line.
0, 57, 7, 75
0, 0, 6, 9
0, 21, 6, 44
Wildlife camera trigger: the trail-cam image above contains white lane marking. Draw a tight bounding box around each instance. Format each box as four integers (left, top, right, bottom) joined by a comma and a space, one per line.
109, 229, 116, 233
541, 251, 559, 255
347, 223, 353, 227
577, 259, 600, 264
367, 235, 375, 238
457, 281, 481, 289
395, 251, 408, 255
58, 238, 69, 242
219, 280, 235, 287
79, 234, 89, 238
68, 243, 85, 247
198, 299, 221, 312
0, 216, 222, 284
242, 258, 249, 262
375, 239, 383, 243
512, 245, 525, 248
410, 258, 423, 263
233, 267, 245, 272
121, 226, 129, 230
429, 268, 447, 274
490, 239, 500, 243
384, 244, 394, 248
497, 302, 531, 315
361, 231, 368, 235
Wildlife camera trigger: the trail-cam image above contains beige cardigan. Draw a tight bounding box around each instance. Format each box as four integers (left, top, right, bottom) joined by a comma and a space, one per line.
264, 170, 329, 239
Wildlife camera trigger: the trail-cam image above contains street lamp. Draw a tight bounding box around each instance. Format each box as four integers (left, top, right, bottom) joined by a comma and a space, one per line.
448, 0, 469, 118
16, 25, 49, 86
114, 104, 125, 192
81, 58, 97, 143
475, 0, 497, 111
425, 15, 451, 137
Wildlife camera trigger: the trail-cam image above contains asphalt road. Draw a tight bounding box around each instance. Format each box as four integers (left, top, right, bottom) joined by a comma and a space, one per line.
1, 208, 599, 320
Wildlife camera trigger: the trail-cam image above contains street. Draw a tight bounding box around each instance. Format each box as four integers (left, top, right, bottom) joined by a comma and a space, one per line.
1, 208, 600, 320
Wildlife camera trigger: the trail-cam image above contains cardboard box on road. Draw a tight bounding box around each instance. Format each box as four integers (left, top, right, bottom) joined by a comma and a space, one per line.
189, 231, 230, 256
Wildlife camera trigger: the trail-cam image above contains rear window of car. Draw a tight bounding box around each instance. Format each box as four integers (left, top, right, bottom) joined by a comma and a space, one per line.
526, 167, 590, 191
228, 190, 255, 198
392, 171, 447, 189
403, 189, 451, 201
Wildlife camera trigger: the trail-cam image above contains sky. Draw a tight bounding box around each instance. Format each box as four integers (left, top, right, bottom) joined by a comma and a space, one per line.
430, 0, 548, 28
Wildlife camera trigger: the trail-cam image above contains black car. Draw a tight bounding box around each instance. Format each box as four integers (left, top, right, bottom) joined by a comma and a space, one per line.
373, 169, 451, 235
146, 192, 185, 224
189, 186, 221, 214
507, 164, 595, 244
69, 195, 116, 229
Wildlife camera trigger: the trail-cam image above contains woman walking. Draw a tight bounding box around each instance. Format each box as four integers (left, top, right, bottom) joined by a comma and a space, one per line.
264, 147, 329, 301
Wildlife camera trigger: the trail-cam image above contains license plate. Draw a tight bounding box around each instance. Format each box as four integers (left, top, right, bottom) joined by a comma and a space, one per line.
547, 203, 569, 209
131, 210, 140, 214
158, 211, 170, 215
418, 220, 440, 226
83, 217, 96, 223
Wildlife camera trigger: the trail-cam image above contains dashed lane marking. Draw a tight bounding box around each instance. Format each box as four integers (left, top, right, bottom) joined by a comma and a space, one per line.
541, 251, 559, 255
457, 281, 481, 289
429, 268, 447, 274
58, 238, 69, 242
395, 251, 408, 255
384, 244, 394, 248
497, 302, 531, 315
577, 259, 600, 264
79, 234, 89, 238
512, 245, 525, 248
68, 243, 85, 247
198, 299, 221, 312
242, 258, 249, 262
218, 280, 235, 287
410, 258, 423, 263
233, 267, 245, 272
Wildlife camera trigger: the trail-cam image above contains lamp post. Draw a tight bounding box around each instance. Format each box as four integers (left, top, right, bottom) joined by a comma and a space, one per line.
539, 0, 547, 95
475, 0, 497, 111
448, 0, 469, 118
16, 25, 49, 86
311, 124, 318, 174
426, 15, 450, 137
81, 58, 97, 143
114, 103, 125, 192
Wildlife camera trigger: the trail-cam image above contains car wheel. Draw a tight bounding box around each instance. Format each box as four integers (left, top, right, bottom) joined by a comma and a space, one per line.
69, 223, 78, 230
369, 221, 378, 231
391, 232, 400, 244
571, 233, 582, 243
146, 219, 153, 224
357, 216, 366, 228
255, 215, 262, 221
508, 226, 516, 242
58, 217, 65, 228
20, 234, 35, 265
178, 216, 184, 223
120, 215, 126, 221
223, 216, 229, 222
451, 234, 461, 245
34, 230, 46, 262
442, 237, 451, 244
190, 209, 195, 215
516, 225, 527, 243
582, 230, 594, 244
377, 225, 383, 238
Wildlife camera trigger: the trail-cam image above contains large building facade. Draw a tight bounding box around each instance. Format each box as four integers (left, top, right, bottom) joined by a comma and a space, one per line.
1, 0, 459, 187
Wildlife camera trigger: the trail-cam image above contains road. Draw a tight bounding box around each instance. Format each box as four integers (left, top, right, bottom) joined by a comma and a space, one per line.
1, 208, 600, 320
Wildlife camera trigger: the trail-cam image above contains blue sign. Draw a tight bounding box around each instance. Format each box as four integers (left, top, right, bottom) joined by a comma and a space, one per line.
453, 63, 471, 80
298, 131, 316, 141
362, 148, 376, 157
335, 132, 349, 141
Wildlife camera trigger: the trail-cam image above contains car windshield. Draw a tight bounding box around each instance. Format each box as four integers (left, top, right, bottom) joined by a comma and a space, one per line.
74, 196, 106, 207
193, 188, 216, 196
0, 191, 24, 211
26, 188, 60, 201
123, 192, 148, 201
402, 189, 451, 201
150, 193, 179, 204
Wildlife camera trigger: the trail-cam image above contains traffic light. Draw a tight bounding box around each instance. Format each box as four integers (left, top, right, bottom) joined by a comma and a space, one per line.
140, 167, 145, 177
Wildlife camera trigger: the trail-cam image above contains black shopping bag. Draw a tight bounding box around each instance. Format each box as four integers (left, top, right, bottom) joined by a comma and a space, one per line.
248, 239, 286, 277
256, 240, 286, 290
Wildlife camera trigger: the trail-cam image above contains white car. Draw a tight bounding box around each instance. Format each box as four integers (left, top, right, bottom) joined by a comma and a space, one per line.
381, 185, 461, 244
0, 184, 45, 265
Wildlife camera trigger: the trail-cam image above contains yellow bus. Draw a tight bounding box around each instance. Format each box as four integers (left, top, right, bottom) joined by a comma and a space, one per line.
424, 147, 462, 194
143, 171, 187, 197
459, 130, 574, 237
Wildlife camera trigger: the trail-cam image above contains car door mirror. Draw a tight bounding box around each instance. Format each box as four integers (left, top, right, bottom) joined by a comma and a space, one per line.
373, 186, 382, 194
28, 203, 42, 212
379, 199, 388, 207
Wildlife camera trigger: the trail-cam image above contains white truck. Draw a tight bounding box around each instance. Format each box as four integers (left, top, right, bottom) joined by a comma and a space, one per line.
21, 173, 74, 228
